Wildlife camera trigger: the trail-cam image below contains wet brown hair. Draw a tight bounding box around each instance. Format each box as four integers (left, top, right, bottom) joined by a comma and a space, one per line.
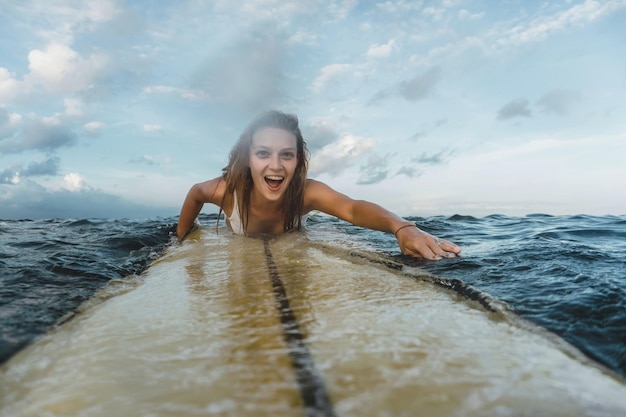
219, 110, 309, 233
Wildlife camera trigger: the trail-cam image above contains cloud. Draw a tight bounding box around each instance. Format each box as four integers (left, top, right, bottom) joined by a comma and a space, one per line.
502, 0, 626, 46
376, 0, 424, 14
400, 66, 443, 101
0, 114, 77, 154
369, 66, 443, 104
395, 165, 422, 178
412, 150, 448, 165
0, 68, 21, 102
391, 150, 452, 179
309, 133, 374, 177
62, 172, 86, 191
142, 85, 207, 101
216, 0, 357, 24
1, 157, 60, 184
286, 30, 318, 46
358, 154, 390, 185
458, 9, 484, 20
311, 64, 352, 93
25, 157, 61, 176
26, 42, 108, 94
421, 7, 447, 21
302, 118, 339, 151
129, 155, 158, 166
188, 31, 289, 111
0, 108, 21, 139
1, 167, 19, 184
7, 0, 120, 45
413, 0, 626, 65
143, 124, 162, 132
497, 98, 532, 120
537, 89, 581, 115
409, 118, 448, 140
84, 121, 104, 135
0, 179, 171, 220
64, 98, 84, 116
366, 40, 397, 59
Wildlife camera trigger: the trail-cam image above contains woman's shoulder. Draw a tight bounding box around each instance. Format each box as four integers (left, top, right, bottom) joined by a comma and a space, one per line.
304, 178, 345, 194
195, 176, 229, 204
304, 178, 327, 194
303, 178, 349, 208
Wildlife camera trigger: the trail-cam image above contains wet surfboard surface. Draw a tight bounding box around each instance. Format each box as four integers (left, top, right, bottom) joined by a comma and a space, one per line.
1, 227, 626, 416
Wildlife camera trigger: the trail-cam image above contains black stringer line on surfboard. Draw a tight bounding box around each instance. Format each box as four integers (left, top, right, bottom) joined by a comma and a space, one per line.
263, 239, 337, 417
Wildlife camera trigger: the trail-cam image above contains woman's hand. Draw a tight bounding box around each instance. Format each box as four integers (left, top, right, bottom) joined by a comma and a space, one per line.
395, 224, 461, 260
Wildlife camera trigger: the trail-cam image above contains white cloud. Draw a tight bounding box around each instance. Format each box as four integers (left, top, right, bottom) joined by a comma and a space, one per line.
143, 124, 162, 132
286, 30, 318, 46
81, 0, 120, 22
376, 0, 424, 14
458, 9, 484, 20
311, 64, 352, 93
64, 98, 83, 116
84, 121, 104, 135
366, 40, 397, 59
26, 42, 107, 94
309, 133, 374, 177
411, 0, 626, 65
15, 0, 120, 44
142, 85, 207, 101
0, 109, 21, 139
421, 6, 446, 21
63, 172, 85, 191
499, 0, 626, 47
0, 68, 21, 102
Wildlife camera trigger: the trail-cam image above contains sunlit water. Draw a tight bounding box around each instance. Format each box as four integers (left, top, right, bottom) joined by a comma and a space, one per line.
1, 213, 625, 381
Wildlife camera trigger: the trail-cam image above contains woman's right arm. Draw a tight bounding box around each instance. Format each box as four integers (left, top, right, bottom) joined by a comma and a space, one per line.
176, 177, 224, 240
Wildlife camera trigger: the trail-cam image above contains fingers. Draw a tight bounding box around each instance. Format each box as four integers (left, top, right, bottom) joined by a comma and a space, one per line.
403, 236, 461, 260
395, 227, 461, 260
438, 239, 461, 255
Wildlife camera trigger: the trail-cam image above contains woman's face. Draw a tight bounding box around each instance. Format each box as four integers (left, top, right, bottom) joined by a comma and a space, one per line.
249, 127, 298, 203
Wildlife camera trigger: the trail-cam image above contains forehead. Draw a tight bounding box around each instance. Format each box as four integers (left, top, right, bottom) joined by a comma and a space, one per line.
251, 127, 297, 148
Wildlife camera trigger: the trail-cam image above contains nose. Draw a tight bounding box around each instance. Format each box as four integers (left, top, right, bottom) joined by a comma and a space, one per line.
268, 153, 281, 170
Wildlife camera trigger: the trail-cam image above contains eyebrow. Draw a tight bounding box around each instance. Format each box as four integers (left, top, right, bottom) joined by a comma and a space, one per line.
252, 145, 297, 152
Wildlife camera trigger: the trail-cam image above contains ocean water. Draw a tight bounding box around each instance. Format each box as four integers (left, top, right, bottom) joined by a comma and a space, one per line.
1, 213, 625, 380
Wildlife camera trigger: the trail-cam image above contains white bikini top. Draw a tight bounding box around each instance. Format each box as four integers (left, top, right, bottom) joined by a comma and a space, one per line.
226, 191, 307, 235
226, 193, 245, 235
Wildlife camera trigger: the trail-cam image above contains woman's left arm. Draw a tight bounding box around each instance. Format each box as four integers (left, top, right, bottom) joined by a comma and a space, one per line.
304, 179, 461, 260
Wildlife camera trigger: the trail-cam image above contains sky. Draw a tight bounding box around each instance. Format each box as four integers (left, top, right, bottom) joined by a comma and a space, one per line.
1, 0, 625, 220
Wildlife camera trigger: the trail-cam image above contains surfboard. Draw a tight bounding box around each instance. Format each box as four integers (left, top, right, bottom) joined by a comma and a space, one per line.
2, 226, 626, 417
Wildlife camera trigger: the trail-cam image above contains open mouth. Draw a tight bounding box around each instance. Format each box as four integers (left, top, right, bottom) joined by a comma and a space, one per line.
264, 175, 285, 190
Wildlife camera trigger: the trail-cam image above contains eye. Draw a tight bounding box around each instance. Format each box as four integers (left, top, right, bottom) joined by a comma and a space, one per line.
256, 150, 270, 158
281, 152, 296, 159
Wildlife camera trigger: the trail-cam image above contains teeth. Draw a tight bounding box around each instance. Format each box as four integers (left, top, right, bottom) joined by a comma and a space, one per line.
265, 176, 284, 181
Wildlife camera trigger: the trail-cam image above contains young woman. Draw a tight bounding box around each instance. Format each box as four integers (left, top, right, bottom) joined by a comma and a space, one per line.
177, 110, 461, 260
